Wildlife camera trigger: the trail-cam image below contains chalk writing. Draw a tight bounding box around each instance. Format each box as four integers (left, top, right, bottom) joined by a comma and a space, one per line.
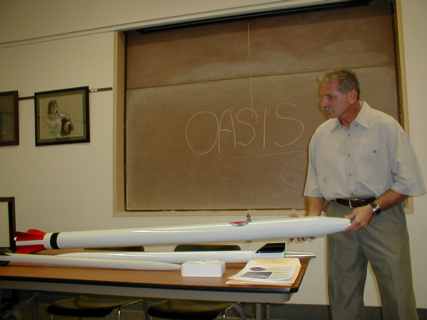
185, 105, 305, 156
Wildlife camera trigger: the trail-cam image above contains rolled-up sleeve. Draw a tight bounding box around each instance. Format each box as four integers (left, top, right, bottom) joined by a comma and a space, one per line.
390, 125, 426, 196
304, 136, 323, 198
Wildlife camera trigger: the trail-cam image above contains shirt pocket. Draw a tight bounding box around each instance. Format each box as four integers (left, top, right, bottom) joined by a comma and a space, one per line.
355, 141, 390, 189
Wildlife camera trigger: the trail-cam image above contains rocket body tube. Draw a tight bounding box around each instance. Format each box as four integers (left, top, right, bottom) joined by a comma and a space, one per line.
0, 253, 180, 270
58, 250, 309, 263
34, 217, 350, 250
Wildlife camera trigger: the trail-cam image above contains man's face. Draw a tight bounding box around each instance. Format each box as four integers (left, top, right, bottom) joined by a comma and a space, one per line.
318, 80, 351, 119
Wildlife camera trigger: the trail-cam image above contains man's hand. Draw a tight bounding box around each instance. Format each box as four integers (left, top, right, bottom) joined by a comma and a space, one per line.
345, 205, 374, 231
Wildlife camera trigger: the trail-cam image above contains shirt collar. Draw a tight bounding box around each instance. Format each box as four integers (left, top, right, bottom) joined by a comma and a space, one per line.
330, 101, 371, 132
354, 101, 371, 128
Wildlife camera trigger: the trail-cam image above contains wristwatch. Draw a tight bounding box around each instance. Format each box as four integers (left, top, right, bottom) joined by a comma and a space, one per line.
369, 201, 382, 216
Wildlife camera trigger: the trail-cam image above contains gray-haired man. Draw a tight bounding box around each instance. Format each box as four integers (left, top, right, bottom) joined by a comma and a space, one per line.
304, 69, 425, 320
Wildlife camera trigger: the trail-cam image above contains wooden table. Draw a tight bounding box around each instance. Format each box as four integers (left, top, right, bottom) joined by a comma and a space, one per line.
0, 258, 310, 319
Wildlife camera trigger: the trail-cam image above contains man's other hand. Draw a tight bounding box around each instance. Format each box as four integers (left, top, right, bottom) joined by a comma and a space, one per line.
345, 205, 374, 231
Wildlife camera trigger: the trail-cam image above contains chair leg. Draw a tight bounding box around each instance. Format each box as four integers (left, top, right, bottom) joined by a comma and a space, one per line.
265, 304, 271, 320
142, 300, 151, 320
255, 303, 264, 320
230, 304, 247, 320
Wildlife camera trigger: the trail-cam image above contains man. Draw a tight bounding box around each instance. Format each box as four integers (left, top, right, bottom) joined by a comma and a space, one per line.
304, 69, 425, 320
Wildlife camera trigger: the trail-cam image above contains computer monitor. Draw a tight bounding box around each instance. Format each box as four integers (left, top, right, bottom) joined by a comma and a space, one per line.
0, 197, 16, 254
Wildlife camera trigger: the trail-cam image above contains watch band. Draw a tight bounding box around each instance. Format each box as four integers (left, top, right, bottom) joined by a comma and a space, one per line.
369, 201, 382, 216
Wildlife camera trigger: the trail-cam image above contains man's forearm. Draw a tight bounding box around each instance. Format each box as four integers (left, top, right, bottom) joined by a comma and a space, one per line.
305, 196, 325, 216
376, 189, 408, 211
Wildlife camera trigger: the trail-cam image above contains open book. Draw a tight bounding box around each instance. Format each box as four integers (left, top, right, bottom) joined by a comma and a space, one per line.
226, 258, 301, 286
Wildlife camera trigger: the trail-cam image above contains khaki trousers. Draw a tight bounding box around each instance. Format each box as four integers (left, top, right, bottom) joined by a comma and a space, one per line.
326, 201, 418, 320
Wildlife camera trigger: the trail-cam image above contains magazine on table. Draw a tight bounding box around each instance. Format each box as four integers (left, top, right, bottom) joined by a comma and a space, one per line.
226, 258, 301, 286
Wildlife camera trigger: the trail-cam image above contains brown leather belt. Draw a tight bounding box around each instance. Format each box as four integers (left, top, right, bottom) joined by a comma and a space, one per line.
335, 198, 375, 208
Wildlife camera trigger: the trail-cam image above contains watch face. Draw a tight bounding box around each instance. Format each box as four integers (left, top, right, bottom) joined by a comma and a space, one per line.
371, 202, 381, 215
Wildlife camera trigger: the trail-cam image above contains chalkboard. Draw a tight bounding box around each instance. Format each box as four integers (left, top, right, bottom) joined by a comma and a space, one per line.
125, 3, 398, 211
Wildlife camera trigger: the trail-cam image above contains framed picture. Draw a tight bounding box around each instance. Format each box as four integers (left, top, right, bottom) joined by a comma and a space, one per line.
34, 86, 90, 146
0, 91, 19, 146
0, 197, 16, 253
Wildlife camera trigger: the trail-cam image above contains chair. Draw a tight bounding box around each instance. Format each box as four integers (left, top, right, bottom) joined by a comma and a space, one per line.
147, 244, 246, 320
46, 246, 145, 319
46, 295, 142, 319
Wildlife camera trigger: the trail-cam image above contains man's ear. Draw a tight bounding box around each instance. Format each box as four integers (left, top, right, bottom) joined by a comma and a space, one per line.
347, 89, 358, 104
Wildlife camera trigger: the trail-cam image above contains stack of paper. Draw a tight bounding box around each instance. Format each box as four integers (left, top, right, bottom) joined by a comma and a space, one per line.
226, 258, 301, 286
181, 260, 225, 277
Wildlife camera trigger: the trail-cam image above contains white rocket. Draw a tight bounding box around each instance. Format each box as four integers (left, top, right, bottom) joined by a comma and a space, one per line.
16, 216, 349, 250
2, 216, 350, 271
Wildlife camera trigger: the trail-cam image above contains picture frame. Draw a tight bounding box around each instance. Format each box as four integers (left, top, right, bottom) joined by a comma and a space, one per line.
0, 91, 19, 146
34, 86, 90, 146
0, 197, 16, 253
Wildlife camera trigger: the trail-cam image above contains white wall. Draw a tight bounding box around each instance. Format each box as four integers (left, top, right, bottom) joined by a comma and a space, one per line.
0, 0, 346, 44
398, 0, 427, 308
0, 0, 426, 308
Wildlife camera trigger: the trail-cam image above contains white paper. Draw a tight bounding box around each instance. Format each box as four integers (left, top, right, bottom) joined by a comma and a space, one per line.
227, 258, 301, 286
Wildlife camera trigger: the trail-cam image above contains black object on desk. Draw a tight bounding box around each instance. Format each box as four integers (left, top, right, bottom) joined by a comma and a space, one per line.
256, 242, 286, 254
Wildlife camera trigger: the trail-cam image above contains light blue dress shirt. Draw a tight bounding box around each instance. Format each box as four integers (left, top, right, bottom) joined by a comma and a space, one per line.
304, 101, 426, 200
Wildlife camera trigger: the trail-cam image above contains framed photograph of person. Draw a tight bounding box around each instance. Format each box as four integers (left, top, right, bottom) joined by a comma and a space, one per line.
0, 197, 16, 256
34, 86, 90, 146
0, 90, 19, 146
